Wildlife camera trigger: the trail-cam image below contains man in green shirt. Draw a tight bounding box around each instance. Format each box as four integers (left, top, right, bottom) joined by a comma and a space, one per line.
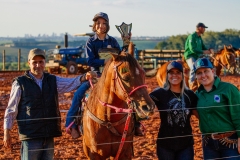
184, 23, 211, 91
194, 57, 240, 159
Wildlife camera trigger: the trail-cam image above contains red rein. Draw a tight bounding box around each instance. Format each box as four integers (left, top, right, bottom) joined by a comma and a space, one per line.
89, 78, 147, 160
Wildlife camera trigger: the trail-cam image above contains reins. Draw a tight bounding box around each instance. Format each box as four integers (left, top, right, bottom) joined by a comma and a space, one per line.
87, 60, 148, 160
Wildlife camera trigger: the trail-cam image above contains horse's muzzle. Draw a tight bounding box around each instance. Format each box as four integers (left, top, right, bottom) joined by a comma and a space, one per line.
132, 101, 154, 119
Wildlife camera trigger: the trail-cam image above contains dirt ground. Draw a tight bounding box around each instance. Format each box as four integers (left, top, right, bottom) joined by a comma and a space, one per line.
0, 71, 239, 160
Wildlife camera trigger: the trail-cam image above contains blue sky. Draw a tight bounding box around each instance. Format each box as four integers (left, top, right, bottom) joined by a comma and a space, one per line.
1, 0, 240, 37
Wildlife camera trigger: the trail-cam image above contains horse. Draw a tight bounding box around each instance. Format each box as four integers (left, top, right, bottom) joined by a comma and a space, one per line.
213, 45, 236, 76
82, 42, 155, 160
145, 59, 190, 88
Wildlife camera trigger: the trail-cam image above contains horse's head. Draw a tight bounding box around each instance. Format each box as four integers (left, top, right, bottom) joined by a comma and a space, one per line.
235, 49, 240, 57
100, 42, 155, 119
223, 45, 236, 71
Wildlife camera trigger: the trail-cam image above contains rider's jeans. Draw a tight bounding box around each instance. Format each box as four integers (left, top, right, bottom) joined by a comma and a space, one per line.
65, 81, 90, 128
186, 57, 196, 84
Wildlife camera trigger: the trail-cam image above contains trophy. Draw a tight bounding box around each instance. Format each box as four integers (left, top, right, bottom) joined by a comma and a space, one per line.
115, 22, 132, 48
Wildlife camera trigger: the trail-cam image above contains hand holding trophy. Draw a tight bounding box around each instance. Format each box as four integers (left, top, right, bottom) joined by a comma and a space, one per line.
115, 22, 132, 50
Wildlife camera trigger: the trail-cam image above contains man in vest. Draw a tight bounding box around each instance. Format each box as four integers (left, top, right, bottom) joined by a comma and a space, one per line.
184, 22, 212, 91
3, 48, 96, 160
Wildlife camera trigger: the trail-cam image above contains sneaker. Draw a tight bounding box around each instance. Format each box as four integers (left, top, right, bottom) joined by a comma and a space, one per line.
134, 127, 144, 136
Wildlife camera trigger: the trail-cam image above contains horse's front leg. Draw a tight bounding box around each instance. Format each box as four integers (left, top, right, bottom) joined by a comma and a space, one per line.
83, 142, 105, 160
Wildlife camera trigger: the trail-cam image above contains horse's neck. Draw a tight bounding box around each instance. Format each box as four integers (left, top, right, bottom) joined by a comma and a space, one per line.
88, 82, 128, 122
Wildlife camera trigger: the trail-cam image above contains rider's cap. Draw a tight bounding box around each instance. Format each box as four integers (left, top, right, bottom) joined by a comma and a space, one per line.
194, 58, 213, 72
196, 22, 208, 28
93, 12, 109, 22
28, 48, 45, 61
167, 61, 183, 73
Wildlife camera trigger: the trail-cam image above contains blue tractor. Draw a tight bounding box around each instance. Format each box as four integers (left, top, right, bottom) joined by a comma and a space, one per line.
46, 33, 93, 74
46, 46, 89, 74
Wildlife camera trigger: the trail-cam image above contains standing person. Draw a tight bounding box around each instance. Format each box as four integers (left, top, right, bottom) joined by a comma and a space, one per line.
3, 48, 96, 160
184, 22, 212, 91
65, 12, 145, 138
150, 61, 198, 160
194, 57, 240, 160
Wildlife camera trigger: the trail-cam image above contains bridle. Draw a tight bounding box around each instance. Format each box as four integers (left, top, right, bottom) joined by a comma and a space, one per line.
88, 59, 148, 160
208, 50, 235, 75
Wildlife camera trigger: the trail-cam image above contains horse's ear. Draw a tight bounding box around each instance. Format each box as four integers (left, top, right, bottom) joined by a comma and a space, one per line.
128, 42, 135, 56
110, 53, 118, 61
224, 45, 227, 50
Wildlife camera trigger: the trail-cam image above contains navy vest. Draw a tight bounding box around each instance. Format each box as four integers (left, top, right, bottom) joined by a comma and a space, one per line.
16, 71, 61, 140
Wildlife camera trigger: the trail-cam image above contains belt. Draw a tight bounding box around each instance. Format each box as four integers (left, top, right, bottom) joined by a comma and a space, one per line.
210, 131, 235, 140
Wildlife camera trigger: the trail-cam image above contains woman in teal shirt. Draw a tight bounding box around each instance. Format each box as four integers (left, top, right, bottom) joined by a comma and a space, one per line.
194, 58, 240, 160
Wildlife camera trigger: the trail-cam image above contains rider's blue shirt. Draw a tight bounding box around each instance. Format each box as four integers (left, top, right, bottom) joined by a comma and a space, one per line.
85, 33, 121, 72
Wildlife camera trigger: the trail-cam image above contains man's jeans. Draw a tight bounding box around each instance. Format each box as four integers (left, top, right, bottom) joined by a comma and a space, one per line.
203, 134, 240, 160
157, 145, 194, 160
65, 81, 90, 128
186, 57, 196, 84
21, 137, 54, 160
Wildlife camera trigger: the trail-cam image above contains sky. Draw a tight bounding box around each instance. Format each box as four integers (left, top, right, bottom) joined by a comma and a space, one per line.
1, 0, 240, 37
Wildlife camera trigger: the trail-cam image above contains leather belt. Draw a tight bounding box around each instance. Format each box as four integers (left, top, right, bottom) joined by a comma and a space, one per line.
210, 131, 235, 140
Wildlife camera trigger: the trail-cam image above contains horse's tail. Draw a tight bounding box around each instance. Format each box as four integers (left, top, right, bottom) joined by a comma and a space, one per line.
145, 68, 159, 77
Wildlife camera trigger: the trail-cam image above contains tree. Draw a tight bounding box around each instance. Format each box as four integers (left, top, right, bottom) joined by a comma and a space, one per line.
155, 29, 240, 50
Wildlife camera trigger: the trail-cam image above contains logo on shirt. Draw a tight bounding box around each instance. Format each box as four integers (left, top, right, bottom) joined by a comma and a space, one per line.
214, 95, 220, 103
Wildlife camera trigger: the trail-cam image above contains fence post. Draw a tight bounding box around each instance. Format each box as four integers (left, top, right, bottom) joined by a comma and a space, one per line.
18, 49, 21, 71
140, 50, 145, 68
2, 50, 5, 71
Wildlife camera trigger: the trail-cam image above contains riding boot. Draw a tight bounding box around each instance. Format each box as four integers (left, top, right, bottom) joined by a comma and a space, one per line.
189, 80, 198, 92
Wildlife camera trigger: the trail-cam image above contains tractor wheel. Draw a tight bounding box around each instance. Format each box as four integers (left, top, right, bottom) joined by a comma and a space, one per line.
66, 61, 77, 74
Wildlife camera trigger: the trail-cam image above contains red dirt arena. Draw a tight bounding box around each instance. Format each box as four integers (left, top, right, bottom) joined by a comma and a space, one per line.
0, 71, 239, 160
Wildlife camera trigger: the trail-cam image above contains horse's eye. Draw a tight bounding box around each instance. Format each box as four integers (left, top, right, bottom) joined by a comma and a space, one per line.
122, 74, 131, 82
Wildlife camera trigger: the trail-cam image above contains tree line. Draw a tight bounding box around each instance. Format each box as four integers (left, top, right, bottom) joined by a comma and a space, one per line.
155, 29, 240, 50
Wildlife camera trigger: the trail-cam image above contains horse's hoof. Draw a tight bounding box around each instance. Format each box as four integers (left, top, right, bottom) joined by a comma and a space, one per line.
134, 127, 144, 136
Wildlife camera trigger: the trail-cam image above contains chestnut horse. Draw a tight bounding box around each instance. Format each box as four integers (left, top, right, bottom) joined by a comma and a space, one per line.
145, 60, 190, 87
82, 43, 155, 160
213, 45, 236, 76
227, 45, 240, 57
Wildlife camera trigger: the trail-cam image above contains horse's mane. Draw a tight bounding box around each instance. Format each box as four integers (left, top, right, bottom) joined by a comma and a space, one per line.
217, 48, 234, 55
99, 52, 140, 83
